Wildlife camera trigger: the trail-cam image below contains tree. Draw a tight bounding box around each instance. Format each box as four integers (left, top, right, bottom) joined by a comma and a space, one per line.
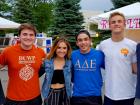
32, 2, 54, 33
12, 0, 33, 23
111, 0, 140, 8
0, 0, 11, 17
49, 0, 84, 49
12, 0, 54, 33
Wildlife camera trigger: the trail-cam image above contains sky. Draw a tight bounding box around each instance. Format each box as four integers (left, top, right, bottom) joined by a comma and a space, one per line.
80, 0, 114, 11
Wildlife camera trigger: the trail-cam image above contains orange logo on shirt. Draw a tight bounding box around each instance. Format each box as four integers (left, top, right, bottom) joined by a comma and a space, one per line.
121, 48, 129, 56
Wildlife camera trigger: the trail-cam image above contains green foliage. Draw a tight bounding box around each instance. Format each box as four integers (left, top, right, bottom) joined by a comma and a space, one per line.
49, 0, 84, 49
12, 0, 33, 23
51, 0, 84, 36
12, 0, 54, 32
0, 0, 11, 17
32, 2, 54, 32
111, 0, 140, 8
89, 24, 98, 31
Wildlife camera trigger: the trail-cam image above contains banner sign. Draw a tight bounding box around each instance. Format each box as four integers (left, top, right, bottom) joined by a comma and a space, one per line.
98, 17, 140, 30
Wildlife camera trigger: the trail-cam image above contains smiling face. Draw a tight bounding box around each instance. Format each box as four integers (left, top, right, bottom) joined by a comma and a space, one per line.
109, 15, 126, 35
76, 33, 91, 54
19, 29, 36, 50
56, 41, 68, 58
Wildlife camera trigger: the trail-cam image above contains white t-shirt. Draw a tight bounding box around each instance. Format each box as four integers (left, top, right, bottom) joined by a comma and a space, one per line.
99, 38, 137, 100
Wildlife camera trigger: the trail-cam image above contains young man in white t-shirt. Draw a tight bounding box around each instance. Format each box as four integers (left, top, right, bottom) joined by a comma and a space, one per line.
99, 12, 137, 105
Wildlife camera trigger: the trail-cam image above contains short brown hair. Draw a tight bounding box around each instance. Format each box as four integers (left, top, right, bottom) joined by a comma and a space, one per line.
109, 12, 125, 23
18, 23, 37, 36
47, 37, 72, 60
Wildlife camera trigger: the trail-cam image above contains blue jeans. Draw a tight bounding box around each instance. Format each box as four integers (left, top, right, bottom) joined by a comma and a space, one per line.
103, 96, 135, 105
